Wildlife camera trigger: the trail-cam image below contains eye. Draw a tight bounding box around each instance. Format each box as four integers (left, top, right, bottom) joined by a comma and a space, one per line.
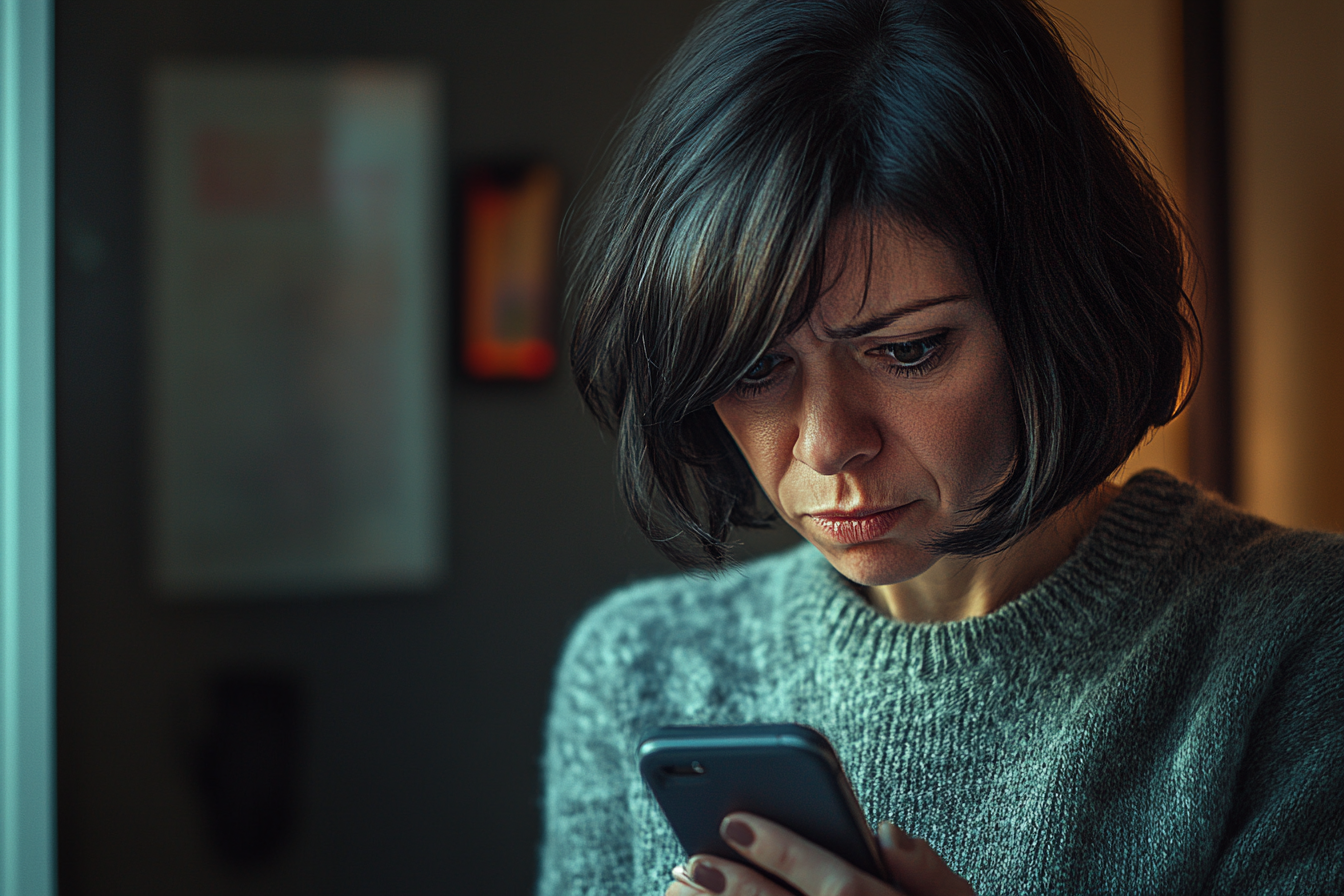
733, 352, 788, 396
889, 342, 927, 364
873, 332, 948, 375
743, 353, 784, 380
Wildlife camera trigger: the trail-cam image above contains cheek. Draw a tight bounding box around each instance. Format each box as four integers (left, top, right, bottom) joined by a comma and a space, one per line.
937, 359, 1017, 485
714, 405, 792, 499
892, 351, 1016, 498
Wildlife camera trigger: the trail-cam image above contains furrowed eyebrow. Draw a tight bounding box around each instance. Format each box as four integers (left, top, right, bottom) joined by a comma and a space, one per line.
821, 294, 972, 340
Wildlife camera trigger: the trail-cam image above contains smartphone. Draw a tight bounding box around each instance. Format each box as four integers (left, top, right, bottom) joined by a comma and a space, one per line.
638, 723, 888, 884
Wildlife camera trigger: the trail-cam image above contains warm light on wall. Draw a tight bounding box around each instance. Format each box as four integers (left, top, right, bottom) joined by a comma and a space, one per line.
1046, 0, 1190, 485
1230, 0, 1344, 532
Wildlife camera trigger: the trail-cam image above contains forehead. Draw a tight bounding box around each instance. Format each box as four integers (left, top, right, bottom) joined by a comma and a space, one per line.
808, 215, 978, 329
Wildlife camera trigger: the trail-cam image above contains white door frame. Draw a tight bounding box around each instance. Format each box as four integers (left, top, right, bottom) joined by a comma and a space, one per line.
0, 0, 53, 892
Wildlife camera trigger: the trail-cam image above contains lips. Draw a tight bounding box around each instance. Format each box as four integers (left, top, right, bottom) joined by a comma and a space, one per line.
808, 506, 905, 544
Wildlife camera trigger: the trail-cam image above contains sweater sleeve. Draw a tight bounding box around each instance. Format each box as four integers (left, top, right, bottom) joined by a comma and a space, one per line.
536, 597, 643, 896
1206, 588, 1344, 895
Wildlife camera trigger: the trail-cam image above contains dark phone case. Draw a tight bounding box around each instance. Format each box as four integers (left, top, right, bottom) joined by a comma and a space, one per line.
638, 724, 888, 884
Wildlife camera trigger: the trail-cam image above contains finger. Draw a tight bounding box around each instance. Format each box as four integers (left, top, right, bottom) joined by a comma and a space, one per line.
666, 863, 699, 895
670, 862, 722, 895
666, 864, 710, 896
666, 873, 697, 896
877, 821, 974, 896
720, 812, 894, 896
671, 854, 796, 895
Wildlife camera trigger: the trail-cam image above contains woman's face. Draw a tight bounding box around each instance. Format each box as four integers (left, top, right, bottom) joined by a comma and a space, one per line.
713, 217, 1017, 587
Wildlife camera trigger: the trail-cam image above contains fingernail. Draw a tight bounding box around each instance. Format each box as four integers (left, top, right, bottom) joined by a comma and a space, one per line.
688, 857, 727, 893
721, 817, 755, 847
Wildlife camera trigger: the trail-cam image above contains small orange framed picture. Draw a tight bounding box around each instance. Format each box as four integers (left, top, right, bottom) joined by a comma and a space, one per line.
459, 163, 561, 381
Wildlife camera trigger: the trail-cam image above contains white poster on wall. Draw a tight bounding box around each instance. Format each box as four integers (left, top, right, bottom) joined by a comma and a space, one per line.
147, 63, 444, 596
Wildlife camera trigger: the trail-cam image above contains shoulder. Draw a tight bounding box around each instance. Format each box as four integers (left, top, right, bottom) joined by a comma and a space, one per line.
1121, 470, 1344, 656
1203, 479, 1336, 592
556, 542, 821, 686
1119, 470, 1344, 589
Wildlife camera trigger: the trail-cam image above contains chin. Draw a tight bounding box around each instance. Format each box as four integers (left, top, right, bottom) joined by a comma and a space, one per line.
815, 539, 937, 588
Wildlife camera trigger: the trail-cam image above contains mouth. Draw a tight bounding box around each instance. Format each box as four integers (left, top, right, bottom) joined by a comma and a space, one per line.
807, 505, 907, 545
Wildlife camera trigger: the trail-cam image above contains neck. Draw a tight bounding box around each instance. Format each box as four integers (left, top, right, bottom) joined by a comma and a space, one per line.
865, 483, 1118, 623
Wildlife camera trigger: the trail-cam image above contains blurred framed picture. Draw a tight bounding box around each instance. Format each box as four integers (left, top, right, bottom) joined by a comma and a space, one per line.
459, 162, 561, 381
146, 62, 444, 597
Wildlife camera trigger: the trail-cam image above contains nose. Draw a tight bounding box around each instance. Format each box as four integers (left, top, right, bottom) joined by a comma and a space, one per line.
792, 367, 881, 475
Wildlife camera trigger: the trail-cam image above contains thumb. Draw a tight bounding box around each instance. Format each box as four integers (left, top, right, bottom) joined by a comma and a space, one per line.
877, 820, 975, 896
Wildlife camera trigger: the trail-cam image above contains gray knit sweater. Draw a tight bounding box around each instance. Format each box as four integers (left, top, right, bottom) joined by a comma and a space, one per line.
537, 471, 1344, 895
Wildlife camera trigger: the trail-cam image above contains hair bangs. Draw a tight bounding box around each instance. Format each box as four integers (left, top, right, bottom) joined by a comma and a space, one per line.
639, 140, 836, 432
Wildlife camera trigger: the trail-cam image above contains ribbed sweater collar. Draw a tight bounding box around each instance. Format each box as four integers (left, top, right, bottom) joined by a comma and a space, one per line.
778, 470, 1200, 677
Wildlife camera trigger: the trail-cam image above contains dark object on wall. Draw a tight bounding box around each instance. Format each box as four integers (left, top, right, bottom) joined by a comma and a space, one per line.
459, 162, 561, 381
195, 668, 306, 868
1183, 0, 1236, 500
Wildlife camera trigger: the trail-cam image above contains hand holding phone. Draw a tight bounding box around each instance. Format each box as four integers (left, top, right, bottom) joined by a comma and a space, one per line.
638, 723, 889, 885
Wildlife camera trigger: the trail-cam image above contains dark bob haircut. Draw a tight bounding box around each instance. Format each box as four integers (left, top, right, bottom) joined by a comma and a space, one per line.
570, 0, 1198, 569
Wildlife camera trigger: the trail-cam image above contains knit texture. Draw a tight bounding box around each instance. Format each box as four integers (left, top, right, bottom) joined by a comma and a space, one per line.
537, 471, 1344, 895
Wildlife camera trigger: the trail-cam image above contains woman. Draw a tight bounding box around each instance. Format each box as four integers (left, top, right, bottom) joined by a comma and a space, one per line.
540, 1, 1344, 894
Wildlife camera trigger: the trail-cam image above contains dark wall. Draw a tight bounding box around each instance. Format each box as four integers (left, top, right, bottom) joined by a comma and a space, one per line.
55, 2, 798, 893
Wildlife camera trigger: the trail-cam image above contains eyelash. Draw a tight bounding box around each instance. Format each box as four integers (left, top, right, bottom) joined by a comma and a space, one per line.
877, 332, 949, 377
733, 331, 950, 397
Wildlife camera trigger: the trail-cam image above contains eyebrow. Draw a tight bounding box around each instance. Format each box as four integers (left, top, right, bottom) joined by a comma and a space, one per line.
821, 294, 973, 340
